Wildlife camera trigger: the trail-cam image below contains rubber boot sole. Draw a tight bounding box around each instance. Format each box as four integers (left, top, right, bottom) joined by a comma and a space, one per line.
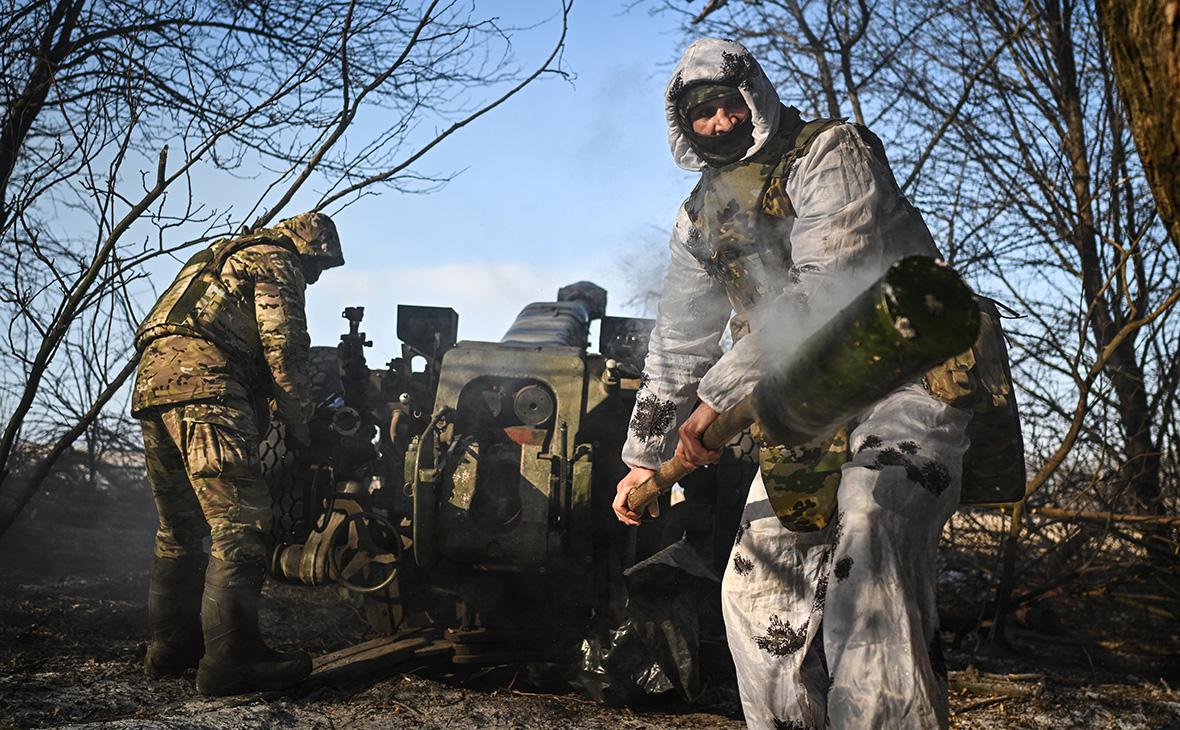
195, 654, 312, 696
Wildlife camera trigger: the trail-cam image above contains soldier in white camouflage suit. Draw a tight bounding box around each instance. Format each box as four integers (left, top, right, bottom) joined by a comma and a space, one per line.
132, 212, 343, 695
613, 39, 971, 729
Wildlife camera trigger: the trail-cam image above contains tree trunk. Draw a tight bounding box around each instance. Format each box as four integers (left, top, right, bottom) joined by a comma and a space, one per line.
1096, 0, 1179, 511
1097, 0, 1180, 252
1048, 0, 1162, 511
987, 500, 1025, 648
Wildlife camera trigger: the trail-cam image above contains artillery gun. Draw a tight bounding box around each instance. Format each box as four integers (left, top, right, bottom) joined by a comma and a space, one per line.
259, 282, 754, 685
254, 259, 1001, 697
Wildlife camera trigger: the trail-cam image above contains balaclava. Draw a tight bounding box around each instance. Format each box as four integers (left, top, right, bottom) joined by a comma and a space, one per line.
675, 82, 755, 167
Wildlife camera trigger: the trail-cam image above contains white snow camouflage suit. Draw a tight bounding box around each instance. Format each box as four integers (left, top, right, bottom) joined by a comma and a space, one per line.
621, 38, 968, 729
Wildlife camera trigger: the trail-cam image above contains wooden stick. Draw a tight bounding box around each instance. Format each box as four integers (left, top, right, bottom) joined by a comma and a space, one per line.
951, 696, 1006, 715
1031, 507, 1180, 525
625, 396, 756, 512
948, 670, 1043, 699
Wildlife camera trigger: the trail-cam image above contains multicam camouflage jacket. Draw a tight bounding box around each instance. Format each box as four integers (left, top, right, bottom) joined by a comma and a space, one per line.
132, 235, 314, 428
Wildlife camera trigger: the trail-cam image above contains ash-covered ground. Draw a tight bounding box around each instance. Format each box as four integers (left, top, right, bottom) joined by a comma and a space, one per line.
1, 485, 1177, 729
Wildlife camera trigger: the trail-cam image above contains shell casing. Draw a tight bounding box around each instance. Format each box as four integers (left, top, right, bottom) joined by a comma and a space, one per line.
753, 256, 981, 446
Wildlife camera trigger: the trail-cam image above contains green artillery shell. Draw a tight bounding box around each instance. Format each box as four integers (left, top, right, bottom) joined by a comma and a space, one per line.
754, 256, 980, 446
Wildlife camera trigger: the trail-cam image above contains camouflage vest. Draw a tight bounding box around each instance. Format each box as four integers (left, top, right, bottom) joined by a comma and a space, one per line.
135, 233, 299, 361
682, 108, 836, 339
924, 297, 1026, 504
684, 114, 1025, 518
682, 113, 848, 530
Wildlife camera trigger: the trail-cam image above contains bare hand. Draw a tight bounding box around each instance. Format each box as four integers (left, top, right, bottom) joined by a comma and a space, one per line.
675, 402, 722, 467
613, 466, 659, 526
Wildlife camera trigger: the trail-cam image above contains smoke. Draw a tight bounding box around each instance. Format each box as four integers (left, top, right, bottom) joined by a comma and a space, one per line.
614, 225, 671, 319
696, 260, 895, 414
694, 148, 947, 415
609, 208, 939, 419
0, 464, 156, 584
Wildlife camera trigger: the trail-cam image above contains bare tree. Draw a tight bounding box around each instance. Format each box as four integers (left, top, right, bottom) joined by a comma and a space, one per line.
0, 0, 572, 536
914, 0, 1177, 515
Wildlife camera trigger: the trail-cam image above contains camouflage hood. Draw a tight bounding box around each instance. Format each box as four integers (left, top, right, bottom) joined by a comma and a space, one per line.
665, 38, 782, 171
272, 211, 343, 269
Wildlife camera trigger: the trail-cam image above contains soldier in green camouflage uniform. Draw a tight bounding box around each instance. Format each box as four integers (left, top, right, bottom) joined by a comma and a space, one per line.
132, 212, 343, 695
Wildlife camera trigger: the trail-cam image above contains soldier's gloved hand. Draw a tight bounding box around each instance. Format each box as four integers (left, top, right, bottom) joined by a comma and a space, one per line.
285, 422, 311, 451
613, 466, 658, 526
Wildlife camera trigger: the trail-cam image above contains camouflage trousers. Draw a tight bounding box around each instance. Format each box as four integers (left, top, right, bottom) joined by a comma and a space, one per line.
139, 399, 271, 564
722, 383, 970, 730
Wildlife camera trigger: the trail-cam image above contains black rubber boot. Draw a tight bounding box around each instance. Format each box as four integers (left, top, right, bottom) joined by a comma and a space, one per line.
195, 557, 311, 696
144, 553, 207, 678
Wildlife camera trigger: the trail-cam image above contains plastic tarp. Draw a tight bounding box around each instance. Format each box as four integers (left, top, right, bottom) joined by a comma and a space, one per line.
573, 539, 721, 705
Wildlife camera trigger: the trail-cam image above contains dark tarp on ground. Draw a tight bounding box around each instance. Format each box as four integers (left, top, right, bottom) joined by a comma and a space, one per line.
574, 539, 721, 705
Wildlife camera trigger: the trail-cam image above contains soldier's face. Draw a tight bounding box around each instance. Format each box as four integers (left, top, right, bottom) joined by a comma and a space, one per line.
688, 95, 750, 136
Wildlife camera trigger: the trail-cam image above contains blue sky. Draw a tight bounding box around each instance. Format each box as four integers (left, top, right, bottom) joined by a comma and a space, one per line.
300, 3, 699, 363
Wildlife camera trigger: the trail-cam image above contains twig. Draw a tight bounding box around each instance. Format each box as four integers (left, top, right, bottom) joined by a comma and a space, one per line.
692, 0, 728, 25
949, 669, 1044, 699
391, 699, 423, 717
1032, 507, 1180, 526
952, 695, 1006, 715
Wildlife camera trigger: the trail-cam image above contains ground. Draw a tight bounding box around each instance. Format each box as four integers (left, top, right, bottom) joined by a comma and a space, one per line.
1, 486, 1178, 729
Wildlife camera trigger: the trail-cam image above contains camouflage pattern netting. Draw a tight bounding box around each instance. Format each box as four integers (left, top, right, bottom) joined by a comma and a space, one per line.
263, 345, 346, 547
726, 429, 759, 463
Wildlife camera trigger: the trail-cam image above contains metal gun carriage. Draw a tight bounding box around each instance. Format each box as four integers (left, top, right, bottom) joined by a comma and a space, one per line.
260, 282, 753, 677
